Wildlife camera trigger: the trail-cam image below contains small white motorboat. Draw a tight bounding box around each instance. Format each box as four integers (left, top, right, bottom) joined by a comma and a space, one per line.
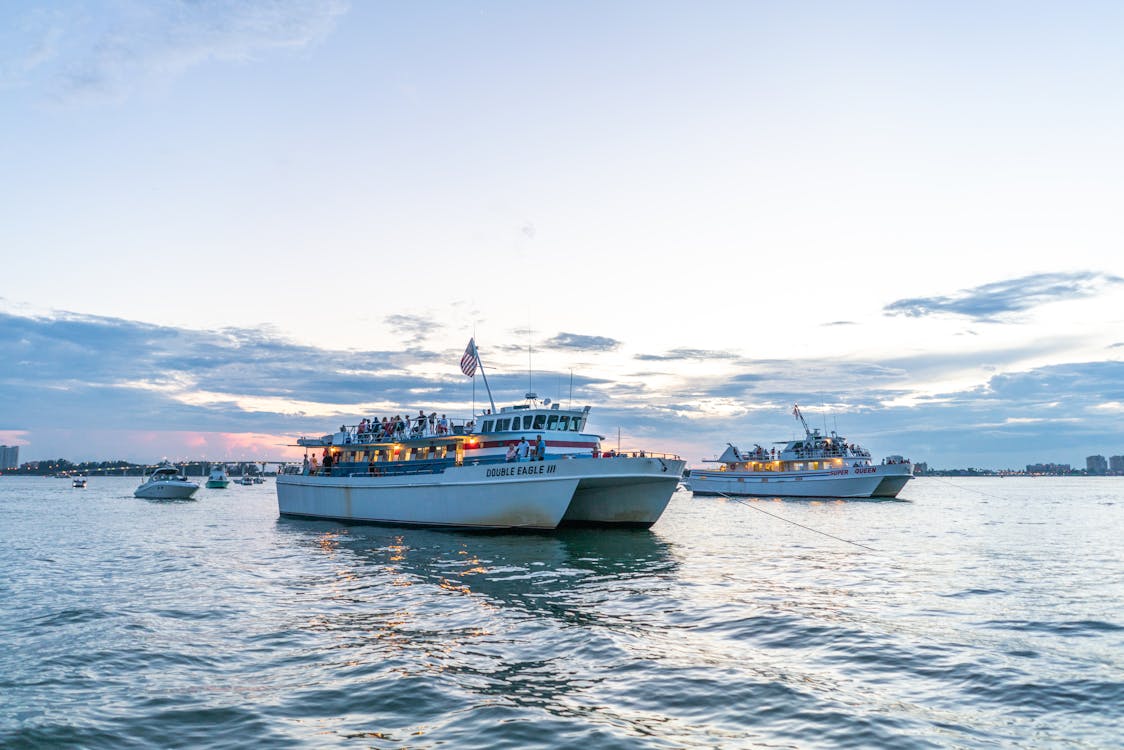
72, 476, 87, 488
135, 465, 199, 500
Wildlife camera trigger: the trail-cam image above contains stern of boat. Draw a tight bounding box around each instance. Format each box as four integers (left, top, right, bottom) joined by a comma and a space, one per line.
560, 457, 685, 528
872, 464, 914, 498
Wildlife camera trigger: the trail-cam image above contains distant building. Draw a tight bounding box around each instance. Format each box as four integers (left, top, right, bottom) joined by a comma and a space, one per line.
1086, 455, 1108, 475
1026, 462, 1071, 475
0, 445, 18, 471
913, 462, 928, 474
1110, 455, 1124, 473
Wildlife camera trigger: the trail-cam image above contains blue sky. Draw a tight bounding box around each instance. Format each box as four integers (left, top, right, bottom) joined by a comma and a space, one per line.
2, 1, 1123, 468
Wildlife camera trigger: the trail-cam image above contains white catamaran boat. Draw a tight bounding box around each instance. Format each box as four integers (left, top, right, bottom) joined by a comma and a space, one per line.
687, 405, 913, 499
134, 464, 200, 500
276, 340, 686, 530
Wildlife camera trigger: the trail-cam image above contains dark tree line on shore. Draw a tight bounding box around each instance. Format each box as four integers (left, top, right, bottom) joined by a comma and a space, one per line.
6, 459, 280, 477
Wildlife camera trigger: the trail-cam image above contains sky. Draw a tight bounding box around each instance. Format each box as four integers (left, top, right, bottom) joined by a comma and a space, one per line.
2, 1, 1123, 469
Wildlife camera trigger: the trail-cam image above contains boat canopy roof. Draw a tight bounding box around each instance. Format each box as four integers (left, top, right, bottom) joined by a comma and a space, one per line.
148, 465, 188, 479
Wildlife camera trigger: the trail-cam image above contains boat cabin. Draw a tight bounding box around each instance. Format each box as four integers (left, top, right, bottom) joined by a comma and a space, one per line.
294, 400, 601, 477
710, 428, 874, 473
477, 403, 590, 435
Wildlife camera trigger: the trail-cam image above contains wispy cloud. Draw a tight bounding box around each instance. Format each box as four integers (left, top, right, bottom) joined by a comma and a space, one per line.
542, 333, 621, 352
635, 348, 739, 361
385, 314, 440, 347
884, 271, 1123, 322
3, 0, 348, 101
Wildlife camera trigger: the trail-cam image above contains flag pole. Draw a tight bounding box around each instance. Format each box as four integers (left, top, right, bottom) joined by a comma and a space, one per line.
475, 340, 497, 414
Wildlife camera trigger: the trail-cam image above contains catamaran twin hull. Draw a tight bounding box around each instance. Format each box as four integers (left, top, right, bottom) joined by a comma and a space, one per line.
687, 464, 913, 499
276, 456, 686, 530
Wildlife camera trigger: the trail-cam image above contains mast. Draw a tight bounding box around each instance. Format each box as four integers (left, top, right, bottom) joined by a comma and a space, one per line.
792, 403, 812, 437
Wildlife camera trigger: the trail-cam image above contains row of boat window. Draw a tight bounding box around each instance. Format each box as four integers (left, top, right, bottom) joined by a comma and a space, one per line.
483, 414, 584, 433
339, 445, 452, 463
724, 460, 870, 471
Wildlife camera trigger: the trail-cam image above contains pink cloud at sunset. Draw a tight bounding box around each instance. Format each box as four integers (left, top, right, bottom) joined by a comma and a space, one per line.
13, 430, 305, 464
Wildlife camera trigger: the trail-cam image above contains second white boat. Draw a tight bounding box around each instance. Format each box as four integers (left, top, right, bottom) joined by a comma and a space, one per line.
687, 404, 913, 499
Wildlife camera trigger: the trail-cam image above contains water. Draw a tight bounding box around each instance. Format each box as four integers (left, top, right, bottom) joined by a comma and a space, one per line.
1, 476, 1121, 748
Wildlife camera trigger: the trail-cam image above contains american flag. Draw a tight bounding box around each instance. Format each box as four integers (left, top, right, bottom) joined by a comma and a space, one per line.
460, 338, 479, 377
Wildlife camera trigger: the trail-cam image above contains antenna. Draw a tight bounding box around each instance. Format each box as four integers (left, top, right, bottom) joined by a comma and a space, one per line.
569, 369, 574, 409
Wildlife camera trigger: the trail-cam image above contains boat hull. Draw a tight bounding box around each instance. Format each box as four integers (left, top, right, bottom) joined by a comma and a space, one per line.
277, 456, 685, 529
205, 480, 230, 489
561, 458, 685, 528
688, 464, 912, 499
134, 482, 199, 500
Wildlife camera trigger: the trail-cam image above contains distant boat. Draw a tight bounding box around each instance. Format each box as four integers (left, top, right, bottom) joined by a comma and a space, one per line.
238, 475, 254, 486
687, 404, 913, 499
72, 476, 87, 488
134, 465, 199, 500
205, 466, 230, 489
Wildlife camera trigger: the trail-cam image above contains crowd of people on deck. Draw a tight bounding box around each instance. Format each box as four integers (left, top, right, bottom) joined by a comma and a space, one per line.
343, 412, 454, 442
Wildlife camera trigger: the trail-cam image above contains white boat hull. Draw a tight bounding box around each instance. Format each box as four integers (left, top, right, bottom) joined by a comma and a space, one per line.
562, 458, 685, 527
688, 464, 912, 499
277, 456, 684, 529
134, 481, 199, 500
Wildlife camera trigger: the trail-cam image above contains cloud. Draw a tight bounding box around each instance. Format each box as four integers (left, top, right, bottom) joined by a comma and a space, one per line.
0, 309, 452, 433
5, 308, 1124, 468
5, 0, 348, 101
0, 8, 65, 89
385, 314, 440, 346
883, 271, 1123, 322
635, 348, 738, 361
542, 332, 621, 352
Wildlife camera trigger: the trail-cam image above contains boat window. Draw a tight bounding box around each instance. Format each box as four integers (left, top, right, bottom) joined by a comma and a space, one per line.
482, 420, 493, 432
497, 418, 511, 431
547, 415, 559, 430
523, 415, 533, 429
558, 416, 570, 430
533, 414, 546, 429
571, 418, 583, 431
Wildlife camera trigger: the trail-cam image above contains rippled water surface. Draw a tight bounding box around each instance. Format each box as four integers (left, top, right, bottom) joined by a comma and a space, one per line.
1, 476, 1122, 748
